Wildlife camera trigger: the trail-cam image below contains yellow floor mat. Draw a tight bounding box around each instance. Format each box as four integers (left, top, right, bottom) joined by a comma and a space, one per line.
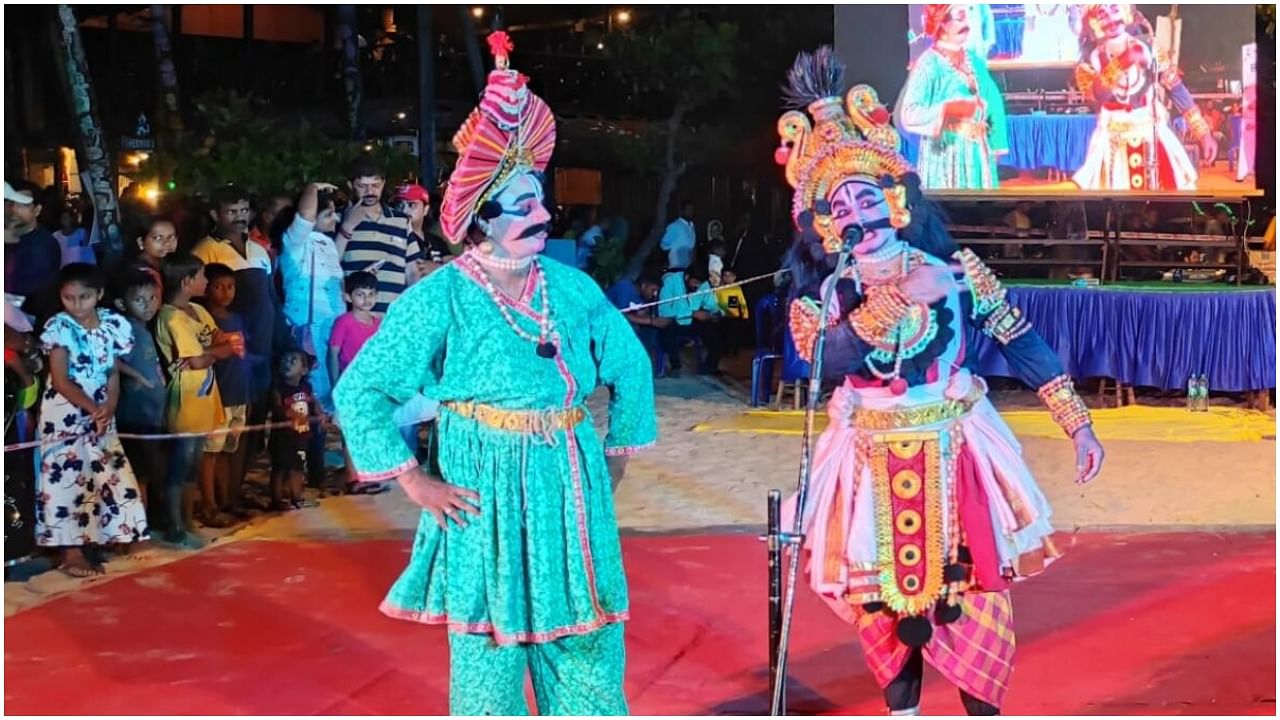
692, 405, 1276, 443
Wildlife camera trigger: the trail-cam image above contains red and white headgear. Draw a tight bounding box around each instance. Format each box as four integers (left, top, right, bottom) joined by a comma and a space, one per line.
439, 32, 556, 245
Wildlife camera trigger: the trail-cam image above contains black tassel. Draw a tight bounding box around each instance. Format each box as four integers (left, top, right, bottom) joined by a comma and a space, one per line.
782, 46, 845, 109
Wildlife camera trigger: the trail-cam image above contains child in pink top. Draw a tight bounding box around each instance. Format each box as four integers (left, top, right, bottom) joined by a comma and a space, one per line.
327, 271, 381, 380
329, 271, 388, 495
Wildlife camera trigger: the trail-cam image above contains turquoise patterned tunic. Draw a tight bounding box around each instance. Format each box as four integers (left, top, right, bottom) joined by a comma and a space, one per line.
333, 256, 657, 644
896, 46, 1008, 190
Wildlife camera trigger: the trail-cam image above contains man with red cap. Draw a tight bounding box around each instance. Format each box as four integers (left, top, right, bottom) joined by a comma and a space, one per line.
395, 183, 452, 276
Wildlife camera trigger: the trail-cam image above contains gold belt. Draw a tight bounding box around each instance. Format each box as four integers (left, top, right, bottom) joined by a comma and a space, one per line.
443, 401, 586, 434
851, 386, 984, 431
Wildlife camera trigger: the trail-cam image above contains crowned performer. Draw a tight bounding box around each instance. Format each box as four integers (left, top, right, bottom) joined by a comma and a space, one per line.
896, 4, 1008, 190
333, 33, 656, 716
775, 48, 1105, 715
1072, 4, 1217, 191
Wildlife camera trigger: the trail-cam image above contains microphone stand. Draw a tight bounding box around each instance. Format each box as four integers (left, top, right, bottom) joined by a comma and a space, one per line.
767, 227, 861, 716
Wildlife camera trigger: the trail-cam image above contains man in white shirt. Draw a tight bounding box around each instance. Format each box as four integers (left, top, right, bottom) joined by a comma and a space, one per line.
656, 262, 722, 375
660, 199, 697, 269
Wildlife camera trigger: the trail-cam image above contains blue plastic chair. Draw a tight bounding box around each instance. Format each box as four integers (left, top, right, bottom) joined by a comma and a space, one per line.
774, 317, 813, 410
751, 294, 784, 406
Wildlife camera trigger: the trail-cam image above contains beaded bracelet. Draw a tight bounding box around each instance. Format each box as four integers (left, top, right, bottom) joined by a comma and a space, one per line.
1183, 106, 1211, 142
848, 285, 911, 346
1037, 375, 1092, 437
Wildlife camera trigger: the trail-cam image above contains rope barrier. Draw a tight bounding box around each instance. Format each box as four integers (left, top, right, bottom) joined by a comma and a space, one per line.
618, 268, 789, 314
3, 269, 791, 454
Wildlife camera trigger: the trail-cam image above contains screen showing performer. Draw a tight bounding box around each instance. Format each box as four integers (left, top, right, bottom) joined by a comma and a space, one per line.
880, 4, 1259, 196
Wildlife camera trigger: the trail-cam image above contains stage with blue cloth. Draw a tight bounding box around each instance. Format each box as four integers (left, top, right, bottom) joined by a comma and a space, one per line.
971, 282, 1277, 392
903, 114, 1096, 174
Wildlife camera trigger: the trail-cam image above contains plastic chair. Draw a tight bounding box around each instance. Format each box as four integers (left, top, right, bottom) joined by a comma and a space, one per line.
775, 319, 812, 410
751, 294, 784, 406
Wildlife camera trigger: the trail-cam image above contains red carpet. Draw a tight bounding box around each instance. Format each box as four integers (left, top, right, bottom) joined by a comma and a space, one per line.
4, 531, 1275, 715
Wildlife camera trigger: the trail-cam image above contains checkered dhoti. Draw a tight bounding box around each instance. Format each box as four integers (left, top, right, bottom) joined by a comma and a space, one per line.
855, 591, 1015, 709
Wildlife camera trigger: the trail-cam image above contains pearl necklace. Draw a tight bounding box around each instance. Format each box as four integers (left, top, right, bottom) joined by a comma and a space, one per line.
466, 255, 559, 359
469, 248, 535, 271
855, 239, 907, 264
850, 240, 908, 290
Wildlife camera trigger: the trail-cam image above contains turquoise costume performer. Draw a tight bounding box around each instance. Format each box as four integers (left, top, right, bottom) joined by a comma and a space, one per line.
333, 32, 656, 715
896, 4, 1008, 191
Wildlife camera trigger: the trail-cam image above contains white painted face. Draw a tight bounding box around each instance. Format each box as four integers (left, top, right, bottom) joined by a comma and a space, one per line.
486, 172, 551, 259
940, 5, 972, 46
829, 178, 898, 256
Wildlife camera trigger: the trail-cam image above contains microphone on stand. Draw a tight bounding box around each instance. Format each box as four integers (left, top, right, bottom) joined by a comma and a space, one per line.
767, 221, 864, 716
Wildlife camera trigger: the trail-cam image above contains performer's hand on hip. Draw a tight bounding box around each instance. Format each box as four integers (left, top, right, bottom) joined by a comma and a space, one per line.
899, 264, 957, 306
1071, 425, 1105, 485
397, 467, 481, 529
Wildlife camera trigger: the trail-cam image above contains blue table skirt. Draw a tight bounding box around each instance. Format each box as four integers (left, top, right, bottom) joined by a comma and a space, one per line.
902, 114, 1096, 174
971, 286, 1277, 392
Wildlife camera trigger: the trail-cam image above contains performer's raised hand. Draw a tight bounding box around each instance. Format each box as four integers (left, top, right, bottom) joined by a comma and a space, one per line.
397, 466, 481, 529
1119, 40, 1147, 69
899, 264, 957, 306
1072, 425, 1105, 485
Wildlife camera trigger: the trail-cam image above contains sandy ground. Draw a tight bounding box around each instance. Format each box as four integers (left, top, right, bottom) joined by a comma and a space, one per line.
5, 375, 1274, 617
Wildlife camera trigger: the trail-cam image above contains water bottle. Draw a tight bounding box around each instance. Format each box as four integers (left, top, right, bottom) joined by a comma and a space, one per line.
1187, 376, 1197, 411
1198, 374, 1210, 412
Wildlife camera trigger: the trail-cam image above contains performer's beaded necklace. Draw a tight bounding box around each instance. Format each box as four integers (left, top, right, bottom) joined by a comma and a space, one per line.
465, 251, 559, 359
932, 40, 978, 94
470, 248, 535, 272
852, 243, 940, 391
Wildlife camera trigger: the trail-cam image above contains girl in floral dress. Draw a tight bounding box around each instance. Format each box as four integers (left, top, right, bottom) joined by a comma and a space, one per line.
36, 263, 149, 577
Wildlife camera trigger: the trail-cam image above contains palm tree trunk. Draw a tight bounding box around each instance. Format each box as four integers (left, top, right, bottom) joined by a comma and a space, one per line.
151, 5, 183, 132
624, 101, 688, 280
417, 6, 437, 186
52, 5, 123, 264
337, 5, 364, 141
459, 6, 486, 97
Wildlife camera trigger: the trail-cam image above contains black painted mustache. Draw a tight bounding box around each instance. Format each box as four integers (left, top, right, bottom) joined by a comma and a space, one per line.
518, 223, 549, 240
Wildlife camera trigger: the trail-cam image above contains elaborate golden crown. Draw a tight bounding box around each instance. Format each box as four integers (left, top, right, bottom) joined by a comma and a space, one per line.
775, 49, 914, 252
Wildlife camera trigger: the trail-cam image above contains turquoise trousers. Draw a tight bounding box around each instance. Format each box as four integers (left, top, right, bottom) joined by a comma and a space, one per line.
447, 622, 627, 715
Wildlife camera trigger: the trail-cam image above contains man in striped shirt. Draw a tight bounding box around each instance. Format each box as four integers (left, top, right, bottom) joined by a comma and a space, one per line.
338, 157, 424, 316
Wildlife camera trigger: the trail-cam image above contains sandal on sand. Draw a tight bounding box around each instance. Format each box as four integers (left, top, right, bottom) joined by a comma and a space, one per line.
56, 559, 105, 579
200, 512, 236, 529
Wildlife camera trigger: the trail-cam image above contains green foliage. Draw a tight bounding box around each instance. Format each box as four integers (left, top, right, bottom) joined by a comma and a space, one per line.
607, 13, 740, 173
589, 234, 628, 289
144, 90, 416, 198
611, 13, 739, 112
